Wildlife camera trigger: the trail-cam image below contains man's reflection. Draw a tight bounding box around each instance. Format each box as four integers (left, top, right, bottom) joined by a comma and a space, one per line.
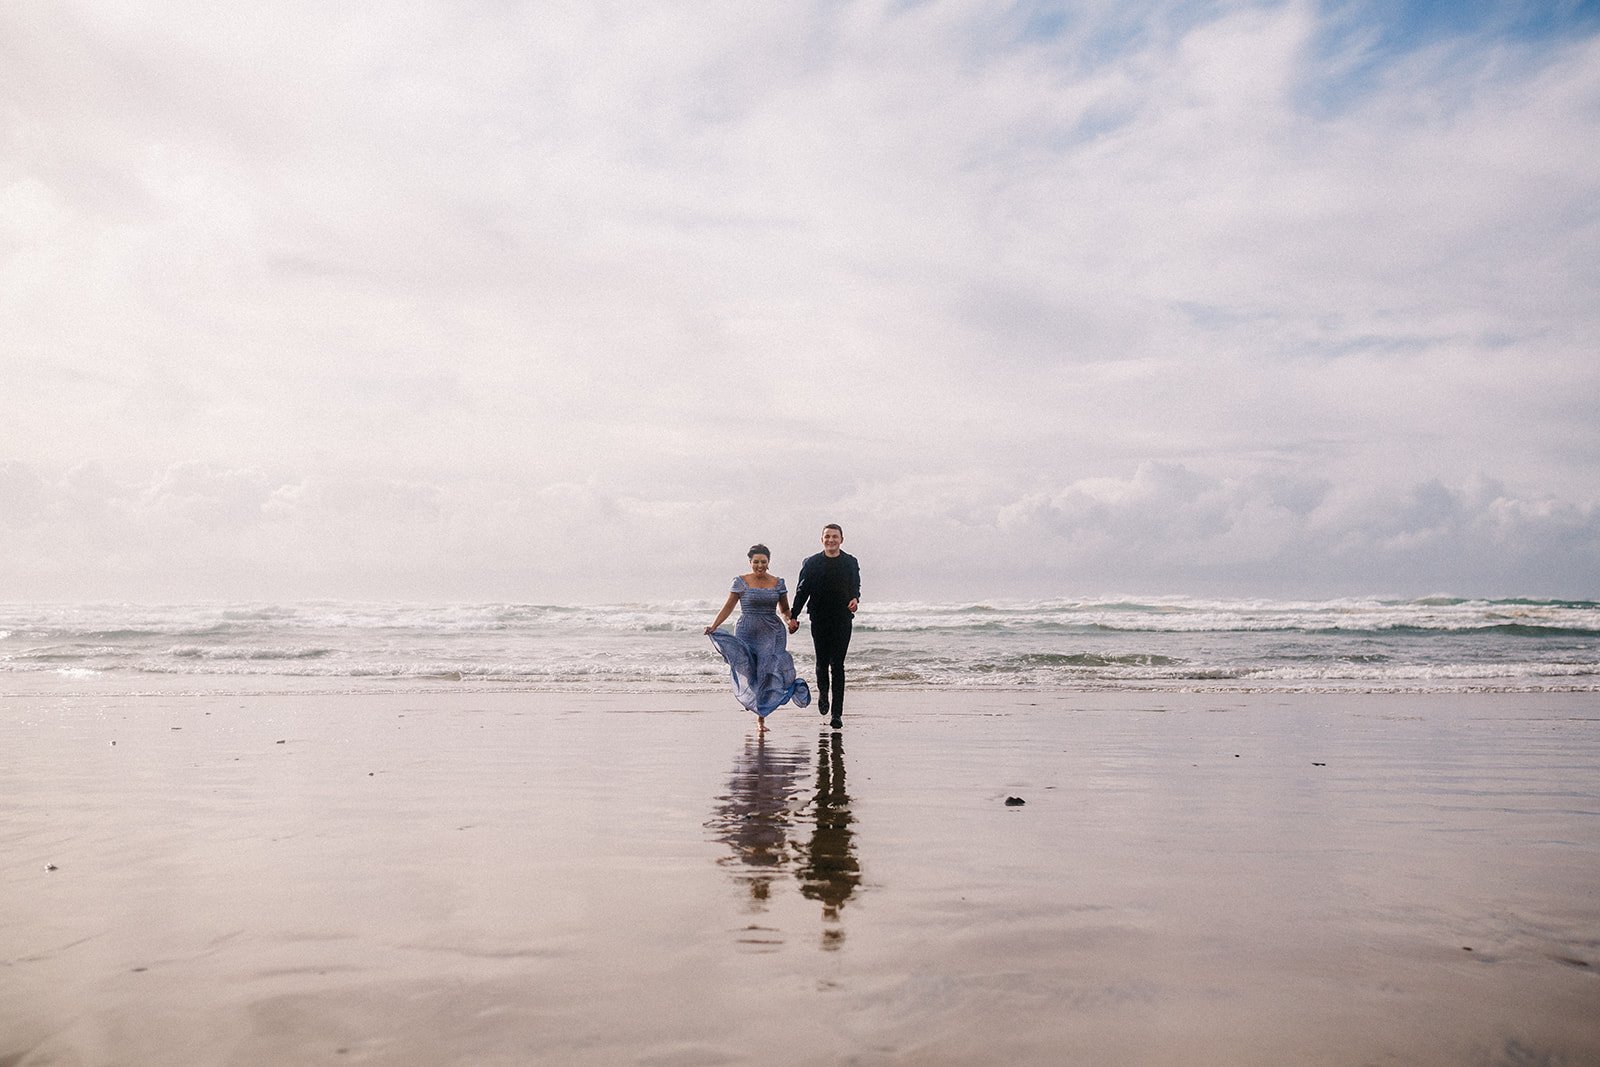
707, 733, 808, 910
797, 730, 860, 949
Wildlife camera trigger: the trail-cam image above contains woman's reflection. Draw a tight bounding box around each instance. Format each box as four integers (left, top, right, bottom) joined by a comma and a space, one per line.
797, 730, 860, 950
707, 733, 808, 910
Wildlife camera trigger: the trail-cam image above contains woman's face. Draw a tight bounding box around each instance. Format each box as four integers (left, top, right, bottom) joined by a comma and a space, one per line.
749, 554, 770, 576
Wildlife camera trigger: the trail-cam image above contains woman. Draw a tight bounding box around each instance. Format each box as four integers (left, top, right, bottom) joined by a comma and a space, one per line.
705, 544, 811, 728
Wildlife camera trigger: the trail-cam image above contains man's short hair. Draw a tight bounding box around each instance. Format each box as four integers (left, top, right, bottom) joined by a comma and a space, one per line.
823, 523, 843, 536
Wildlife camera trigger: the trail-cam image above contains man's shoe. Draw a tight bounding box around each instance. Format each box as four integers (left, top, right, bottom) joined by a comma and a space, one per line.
818, 696, 830, 716
829, 714, 842, 729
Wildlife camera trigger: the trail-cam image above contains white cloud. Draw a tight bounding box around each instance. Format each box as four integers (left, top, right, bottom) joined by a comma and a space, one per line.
2, 1, 1596, 600
970, 464, 1600, 596
0, 458, 1593, 601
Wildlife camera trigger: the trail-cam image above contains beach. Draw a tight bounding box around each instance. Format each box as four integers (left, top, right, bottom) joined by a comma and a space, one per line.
3, 687, 1597, 1065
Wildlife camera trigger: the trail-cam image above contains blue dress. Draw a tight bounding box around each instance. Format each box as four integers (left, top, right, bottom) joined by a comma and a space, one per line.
709, 576, 812, 718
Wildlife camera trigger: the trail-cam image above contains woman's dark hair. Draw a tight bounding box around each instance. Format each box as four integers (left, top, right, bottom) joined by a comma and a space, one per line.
747, 544, 771, 559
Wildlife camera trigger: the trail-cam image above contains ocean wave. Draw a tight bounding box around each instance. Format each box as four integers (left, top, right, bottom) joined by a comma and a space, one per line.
2, 596, 1596, 695
11, 624, 243, 641
6, 596, 1596, 636
859, 602, 1600, 636
164, 645, 338, 661
1398, 621, 1584, 638
1241, 661, 1600, 682
7, 644, 142, 661
972, 652, 1182, 669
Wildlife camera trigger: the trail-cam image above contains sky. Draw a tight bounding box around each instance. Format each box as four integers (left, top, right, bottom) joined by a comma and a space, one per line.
3, 0, 1598, 604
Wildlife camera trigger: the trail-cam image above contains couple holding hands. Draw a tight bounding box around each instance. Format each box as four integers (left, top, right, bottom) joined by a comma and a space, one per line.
704, 523, 861, 730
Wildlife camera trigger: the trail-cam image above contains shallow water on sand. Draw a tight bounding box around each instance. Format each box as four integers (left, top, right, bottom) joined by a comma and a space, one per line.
2, 690, 1597, 1064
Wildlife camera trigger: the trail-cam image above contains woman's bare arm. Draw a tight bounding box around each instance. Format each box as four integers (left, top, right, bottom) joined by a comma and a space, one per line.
704, 592, 740, 634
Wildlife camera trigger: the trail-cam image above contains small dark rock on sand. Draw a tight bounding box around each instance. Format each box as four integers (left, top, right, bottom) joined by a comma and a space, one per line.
1004, 796, 1026, 806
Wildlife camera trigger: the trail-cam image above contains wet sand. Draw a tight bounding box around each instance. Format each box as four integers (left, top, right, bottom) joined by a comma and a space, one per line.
3, 689, 1597, 1065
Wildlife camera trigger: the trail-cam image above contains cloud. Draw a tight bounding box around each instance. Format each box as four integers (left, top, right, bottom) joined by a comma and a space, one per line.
978, 464, 1599, 596
2, 1, 1596, 600
2, 459, 1591, 601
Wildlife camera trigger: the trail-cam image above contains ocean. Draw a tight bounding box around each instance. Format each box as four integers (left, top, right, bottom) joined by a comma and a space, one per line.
2, 596, 1596, 696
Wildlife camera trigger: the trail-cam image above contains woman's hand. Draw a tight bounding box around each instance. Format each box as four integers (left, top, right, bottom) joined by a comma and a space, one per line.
704, 625, 717, 635
786, 618, 800, 634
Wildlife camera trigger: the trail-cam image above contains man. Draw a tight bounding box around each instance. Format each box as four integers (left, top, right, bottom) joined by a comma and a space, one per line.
789, 523, 860, 729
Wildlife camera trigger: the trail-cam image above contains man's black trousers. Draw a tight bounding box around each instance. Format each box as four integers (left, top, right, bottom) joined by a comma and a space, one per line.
810, 615, 853, 713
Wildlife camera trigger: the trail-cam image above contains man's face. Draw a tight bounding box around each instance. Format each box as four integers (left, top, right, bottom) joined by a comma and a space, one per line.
821, 527, 843, 553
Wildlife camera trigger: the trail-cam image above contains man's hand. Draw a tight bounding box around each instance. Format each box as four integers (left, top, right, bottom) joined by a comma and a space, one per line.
787, 619, 800, 634
848, 598, 859, 614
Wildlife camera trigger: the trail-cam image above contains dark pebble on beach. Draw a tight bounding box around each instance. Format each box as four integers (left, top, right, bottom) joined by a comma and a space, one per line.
1005, 796, 1025, 806
1313, 762, 1327, 766
276, 739, 286, 744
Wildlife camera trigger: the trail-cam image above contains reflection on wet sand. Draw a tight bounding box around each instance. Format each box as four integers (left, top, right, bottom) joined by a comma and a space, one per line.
707, 733, 809, 912
707, 730, 862, 951
798, 730, 861, 949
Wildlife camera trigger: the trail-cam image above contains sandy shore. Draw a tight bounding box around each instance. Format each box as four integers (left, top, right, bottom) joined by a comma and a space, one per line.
3, 688, 1597, 1065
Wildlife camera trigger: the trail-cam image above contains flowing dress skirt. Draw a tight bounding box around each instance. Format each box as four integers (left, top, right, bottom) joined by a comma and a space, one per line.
709, 612, 811, 718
